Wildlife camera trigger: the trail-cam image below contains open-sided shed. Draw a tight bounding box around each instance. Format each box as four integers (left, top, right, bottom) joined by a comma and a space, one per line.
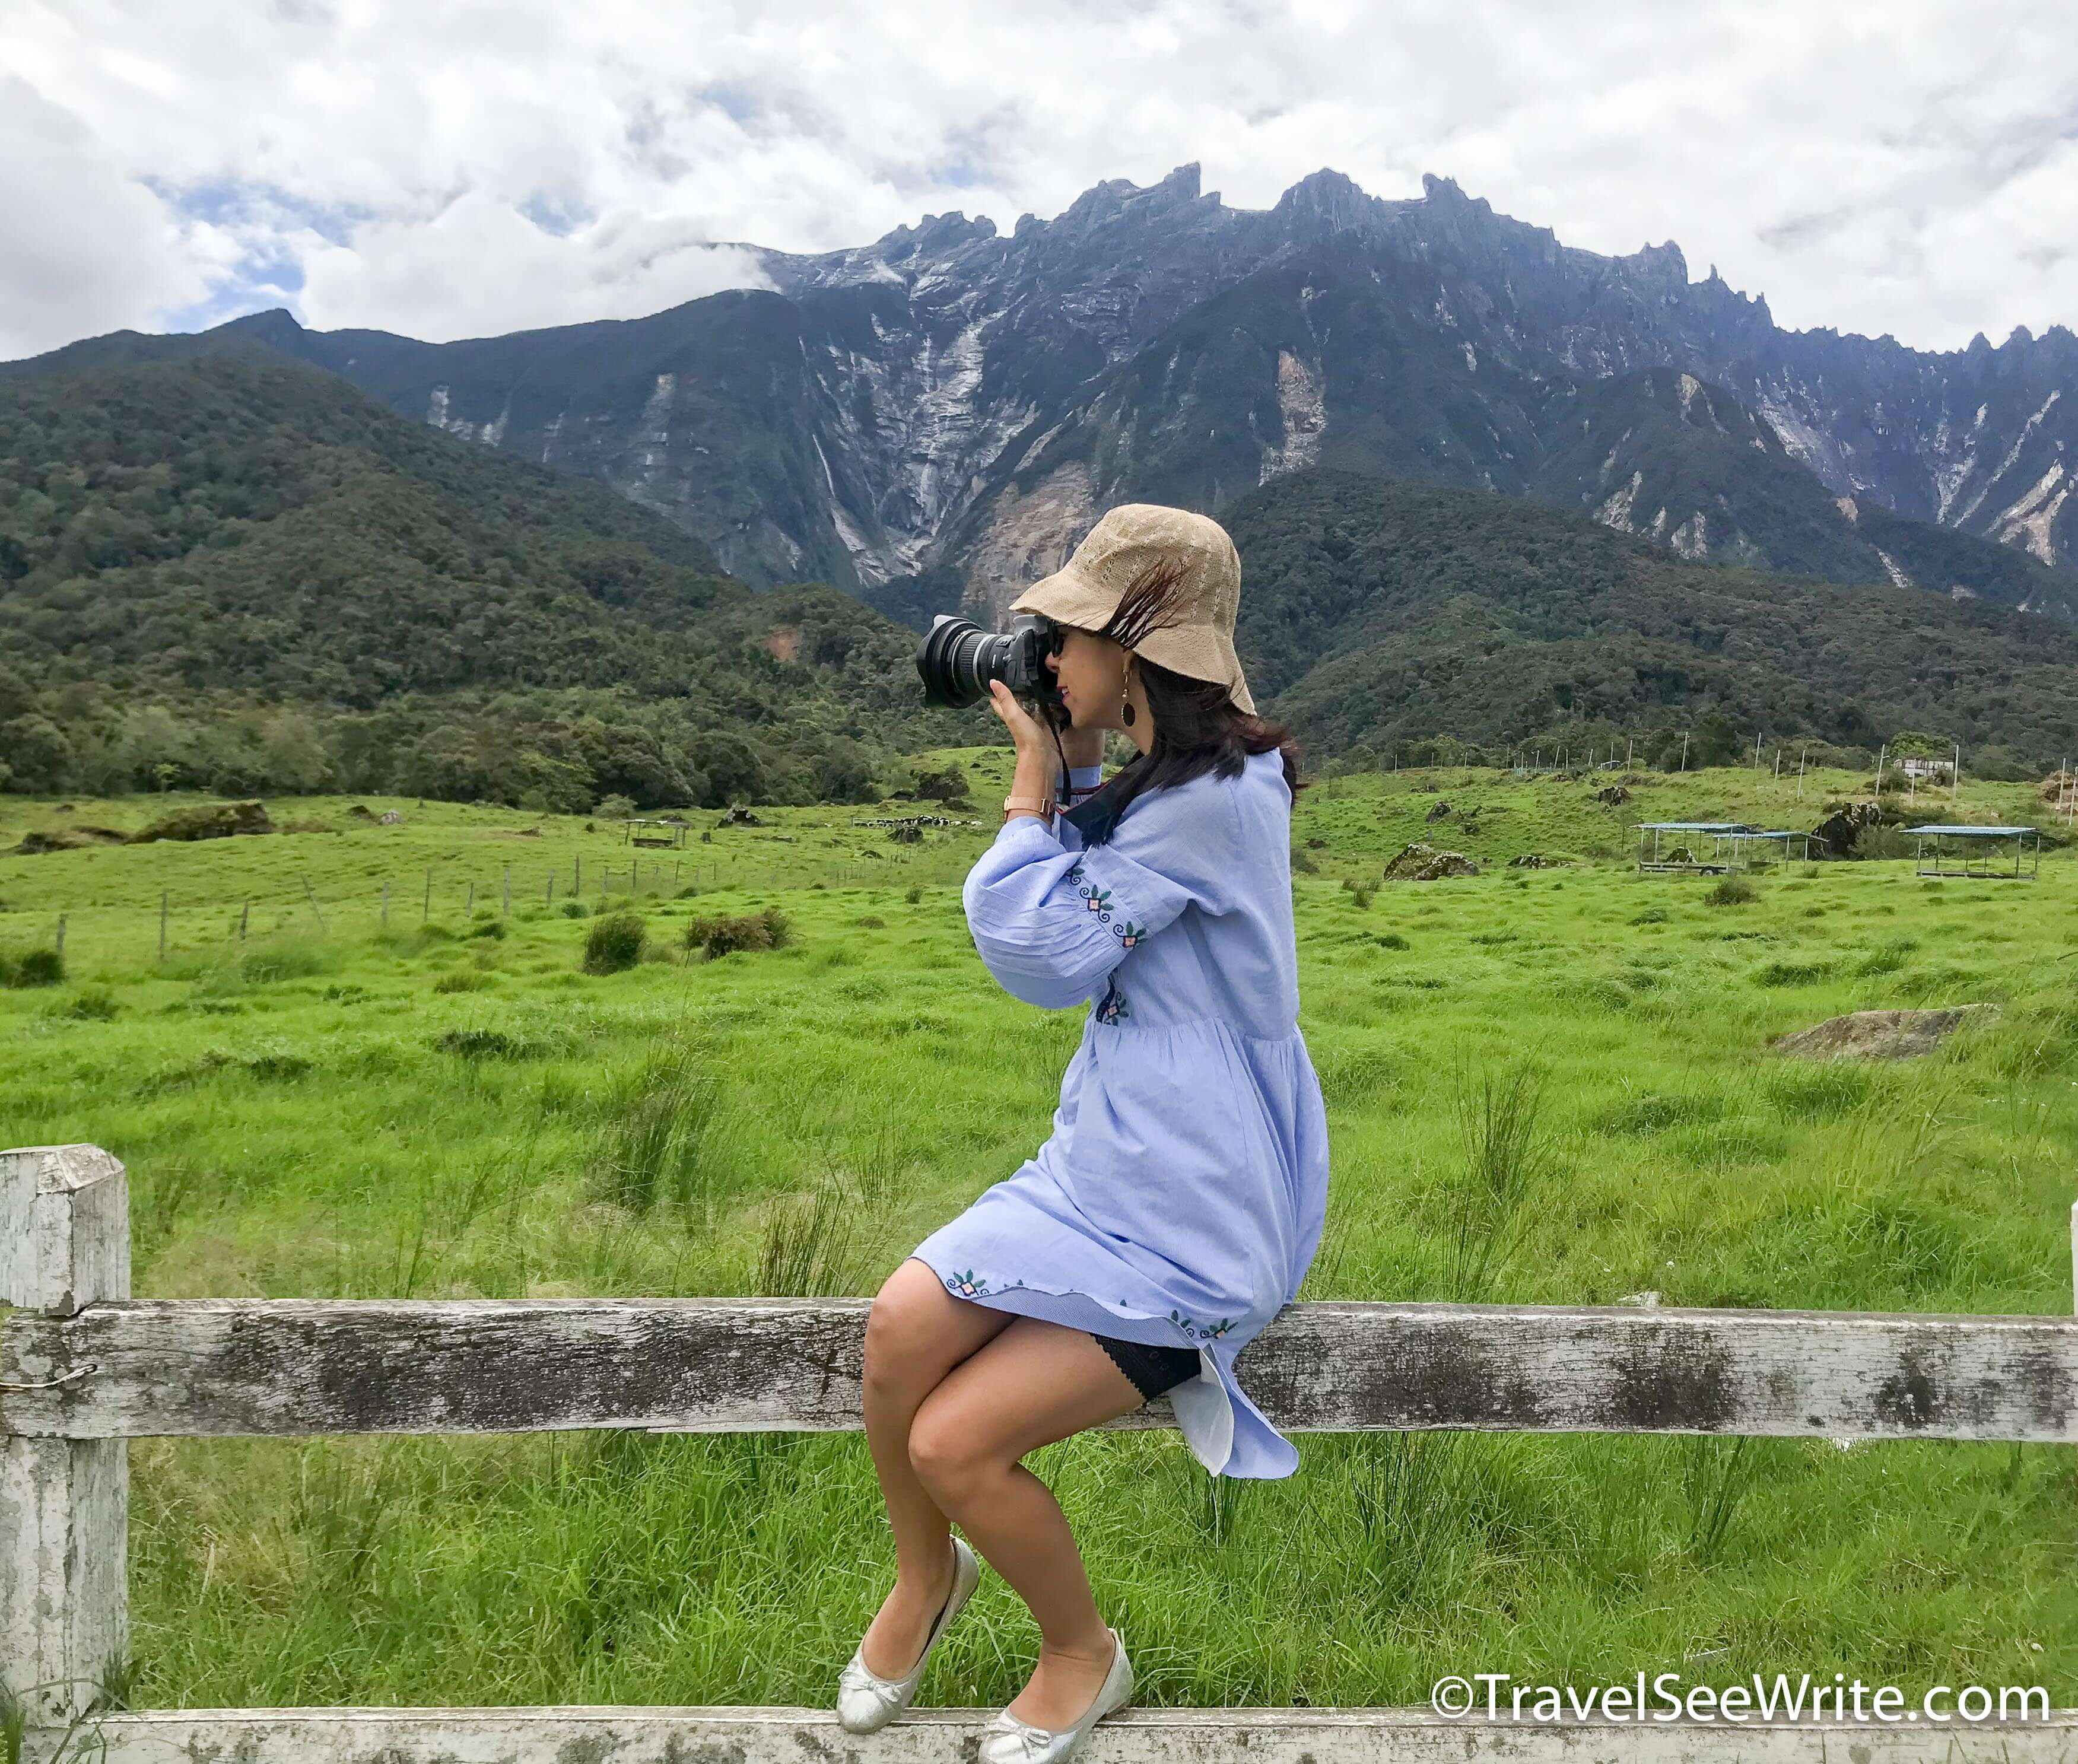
1634, 821, 1758, 875
1905, 824, 2040, 879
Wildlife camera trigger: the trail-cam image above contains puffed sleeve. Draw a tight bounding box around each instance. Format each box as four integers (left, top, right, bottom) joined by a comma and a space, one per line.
961, 775, 1226, 1010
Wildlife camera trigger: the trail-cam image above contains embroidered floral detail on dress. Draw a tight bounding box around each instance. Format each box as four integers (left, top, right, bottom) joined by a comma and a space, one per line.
1168, 1308, 1236, 1341
942, 1270, 1032, 1300
1094, 977, 1130, 1025
1066, 862, 1116, 926
1066, 864, 1148, 948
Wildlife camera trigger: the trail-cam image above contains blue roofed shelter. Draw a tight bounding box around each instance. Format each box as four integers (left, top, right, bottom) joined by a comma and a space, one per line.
1905, 825, 2040, 880
1634, 822, 1759, 875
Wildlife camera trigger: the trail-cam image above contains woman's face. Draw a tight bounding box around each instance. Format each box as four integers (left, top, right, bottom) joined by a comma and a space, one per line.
1046, 625, 1128, 729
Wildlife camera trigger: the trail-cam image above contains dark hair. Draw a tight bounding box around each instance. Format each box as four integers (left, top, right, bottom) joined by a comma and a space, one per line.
1061, 558, 1306, 847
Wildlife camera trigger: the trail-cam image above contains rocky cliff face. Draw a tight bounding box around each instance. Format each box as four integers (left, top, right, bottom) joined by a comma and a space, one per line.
11, 164, 2075, 611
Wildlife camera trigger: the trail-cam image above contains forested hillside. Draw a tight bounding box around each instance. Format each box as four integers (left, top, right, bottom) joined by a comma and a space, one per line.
0, 357, 973, 806
1227, 472, 2078, 774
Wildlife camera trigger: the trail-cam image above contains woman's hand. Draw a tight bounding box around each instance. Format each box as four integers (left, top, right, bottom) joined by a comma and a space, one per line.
986, 679, 1053, 759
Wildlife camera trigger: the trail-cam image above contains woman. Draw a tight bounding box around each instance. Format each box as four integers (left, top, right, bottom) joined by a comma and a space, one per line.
837, 503, 1330, 1764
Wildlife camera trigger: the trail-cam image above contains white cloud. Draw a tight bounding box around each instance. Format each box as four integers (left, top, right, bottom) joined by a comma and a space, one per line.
0, 78, 218, 360
1, 0, 2074, 357
297, 195, 774, 341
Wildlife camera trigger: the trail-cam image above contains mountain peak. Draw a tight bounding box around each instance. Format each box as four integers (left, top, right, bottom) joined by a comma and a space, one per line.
1275, 167, 1379, 234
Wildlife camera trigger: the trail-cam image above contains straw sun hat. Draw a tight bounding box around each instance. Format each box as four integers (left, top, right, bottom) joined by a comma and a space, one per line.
1009, 504, 1256, 716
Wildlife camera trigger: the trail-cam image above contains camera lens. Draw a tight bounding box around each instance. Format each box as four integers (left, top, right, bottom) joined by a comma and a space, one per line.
917, 614, 1009, 708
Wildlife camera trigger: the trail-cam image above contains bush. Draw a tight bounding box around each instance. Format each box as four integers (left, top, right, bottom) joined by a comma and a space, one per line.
433, 971, 495, 993
1705, 877, 1756, 907
1291, 846, 1319, 874
435, 1028, 529, 1059
684, 907, 791, 959
560, 901, 589, 918
64, 987, 119, 1021
468, 919, 507, 940
1851, 822, 1913, 861
4, 947, 65, 988
904, 884, 924, 904
593, 793, 638, 820
128, 800, 274, 845
583, 913, 648, 974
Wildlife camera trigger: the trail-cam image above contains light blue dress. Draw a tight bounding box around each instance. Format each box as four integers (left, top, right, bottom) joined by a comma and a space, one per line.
907, 750, 1330, 1479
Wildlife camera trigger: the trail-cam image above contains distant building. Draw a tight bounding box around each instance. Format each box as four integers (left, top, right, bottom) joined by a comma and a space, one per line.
1899, 755, 1954, 782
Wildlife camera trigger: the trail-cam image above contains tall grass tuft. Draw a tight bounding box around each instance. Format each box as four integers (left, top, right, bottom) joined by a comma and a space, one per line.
596, 1048, 722, 1210
757, 1176, 861, 1296
1445, 1060, 1553, 1302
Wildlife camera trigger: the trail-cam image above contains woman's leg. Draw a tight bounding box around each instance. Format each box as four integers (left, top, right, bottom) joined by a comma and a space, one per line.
905, 1315, 1146, 1728
855, 1256, 1016, 1677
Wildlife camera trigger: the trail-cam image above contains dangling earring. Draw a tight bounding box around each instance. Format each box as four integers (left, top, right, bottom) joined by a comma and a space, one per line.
1120, 665, 1136, 727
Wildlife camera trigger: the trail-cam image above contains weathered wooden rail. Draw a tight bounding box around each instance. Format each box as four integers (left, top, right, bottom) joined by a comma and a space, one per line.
5, 1145, 2075, 1762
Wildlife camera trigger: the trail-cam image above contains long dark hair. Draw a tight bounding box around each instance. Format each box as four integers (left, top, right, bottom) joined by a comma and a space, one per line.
1059, 558, 1307, 847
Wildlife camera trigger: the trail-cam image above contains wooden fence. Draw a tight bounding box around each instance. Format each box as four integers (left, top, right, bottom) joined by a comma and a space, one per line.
5, 1143, 2075, 1762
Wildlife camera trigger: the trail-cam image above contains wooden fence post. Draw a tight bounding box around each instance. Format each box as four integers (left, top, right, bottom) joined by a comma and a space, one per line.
1, 1145, 129, 1725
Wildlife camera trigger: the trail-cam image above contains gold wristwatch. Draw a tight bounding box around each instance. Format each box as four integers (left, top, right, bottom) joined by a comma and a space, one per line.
1002, 792, 1056, 823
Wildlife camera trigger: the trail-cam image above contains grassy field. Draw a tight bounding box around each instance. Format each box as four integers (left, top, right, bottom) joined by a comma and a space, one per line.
2, 755, 2073, 1711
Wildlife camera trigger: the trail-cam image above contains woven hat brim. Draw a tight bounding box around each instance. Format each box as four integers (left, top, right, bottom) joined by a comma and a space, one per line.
1012, 561, 1257, 716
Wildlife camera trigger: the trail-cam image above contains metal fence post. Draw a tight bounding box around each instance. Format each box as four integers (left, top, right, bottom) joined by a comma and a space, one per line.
1, 1145, 130, 1725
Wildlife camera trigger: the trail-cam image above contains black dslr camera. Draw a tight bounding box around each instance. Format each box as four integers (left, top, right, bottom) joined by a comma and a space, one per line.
916, 612, 1070, 730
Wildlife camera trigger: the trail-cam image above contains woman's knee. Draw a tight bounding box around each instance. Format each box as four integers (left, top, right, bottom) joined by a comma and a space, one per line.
907, 1394, 998, 1504
862, 1260, 952, 1400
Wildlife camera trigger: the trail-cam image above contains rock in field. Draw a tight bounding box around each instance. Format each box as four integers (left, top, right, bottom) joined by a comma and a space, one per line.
1772, 1005, 1997, 1061
1383, 843, 1479, 882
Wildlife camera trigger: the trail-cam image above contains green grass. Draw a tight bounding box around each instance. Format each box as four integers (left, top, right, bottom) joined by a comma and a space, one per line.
2, 761, 2074, 1708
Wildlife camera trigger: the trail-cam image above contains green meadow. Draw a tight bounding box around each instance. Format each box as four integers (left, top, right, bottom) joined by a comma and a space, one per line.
1, 756, 2073, 1710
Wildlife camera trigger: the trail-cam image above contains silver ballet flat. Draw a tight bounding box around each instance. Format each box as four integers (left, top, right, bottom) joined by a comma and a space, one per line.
977, 1626, 1133, 1764
835, 1534, 980, 1734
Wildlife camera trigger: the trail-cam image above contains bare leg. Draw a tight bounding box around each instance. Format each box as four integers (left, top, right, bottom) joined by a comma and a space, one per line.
906, 1315, 1146, 1728
856, 1256, 1014, 1677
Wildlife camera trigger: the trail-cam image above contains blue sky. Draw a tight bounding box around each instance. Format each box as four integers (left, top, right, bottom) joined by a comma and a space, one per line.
2, 1, 2074, 359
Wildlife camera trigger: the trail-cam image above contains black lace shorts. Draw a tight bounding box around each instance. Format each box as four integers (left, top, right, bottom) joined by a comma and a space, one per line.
1091, 1331, 1200, 1401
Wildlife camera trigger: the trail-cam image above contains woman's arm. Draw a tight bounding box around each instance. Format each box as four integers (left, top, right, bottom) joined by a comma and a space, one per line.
962, 779, 1224, 1009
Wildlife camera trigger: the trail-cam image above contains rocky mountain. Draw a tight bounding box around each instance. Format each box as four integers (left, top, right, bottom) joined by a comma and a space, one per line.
9, 165, 2076, 618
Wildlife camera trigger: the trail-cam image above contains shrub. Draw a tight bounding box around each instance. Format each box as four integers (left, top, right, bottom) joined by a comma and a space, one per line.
433, 971, 495, 993
593, 793, 638, 820
1340, 878, 1377, 910
1755, 959, 1835, 987
583, 913, 648, 974
1291, 847, 1319, 874
1850, 822, 1913, 861
1705, 876, 1756, 907
436, 1028, 528, 1059
904, 884, 924, 905
1375, 932, 1410, 951
239, 942, 328, 984
560, 901, 589, 918
64, 988, 119, 1021
684, 907, 792, 959
5, 947, 65, 988
468, 919, 507, 940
